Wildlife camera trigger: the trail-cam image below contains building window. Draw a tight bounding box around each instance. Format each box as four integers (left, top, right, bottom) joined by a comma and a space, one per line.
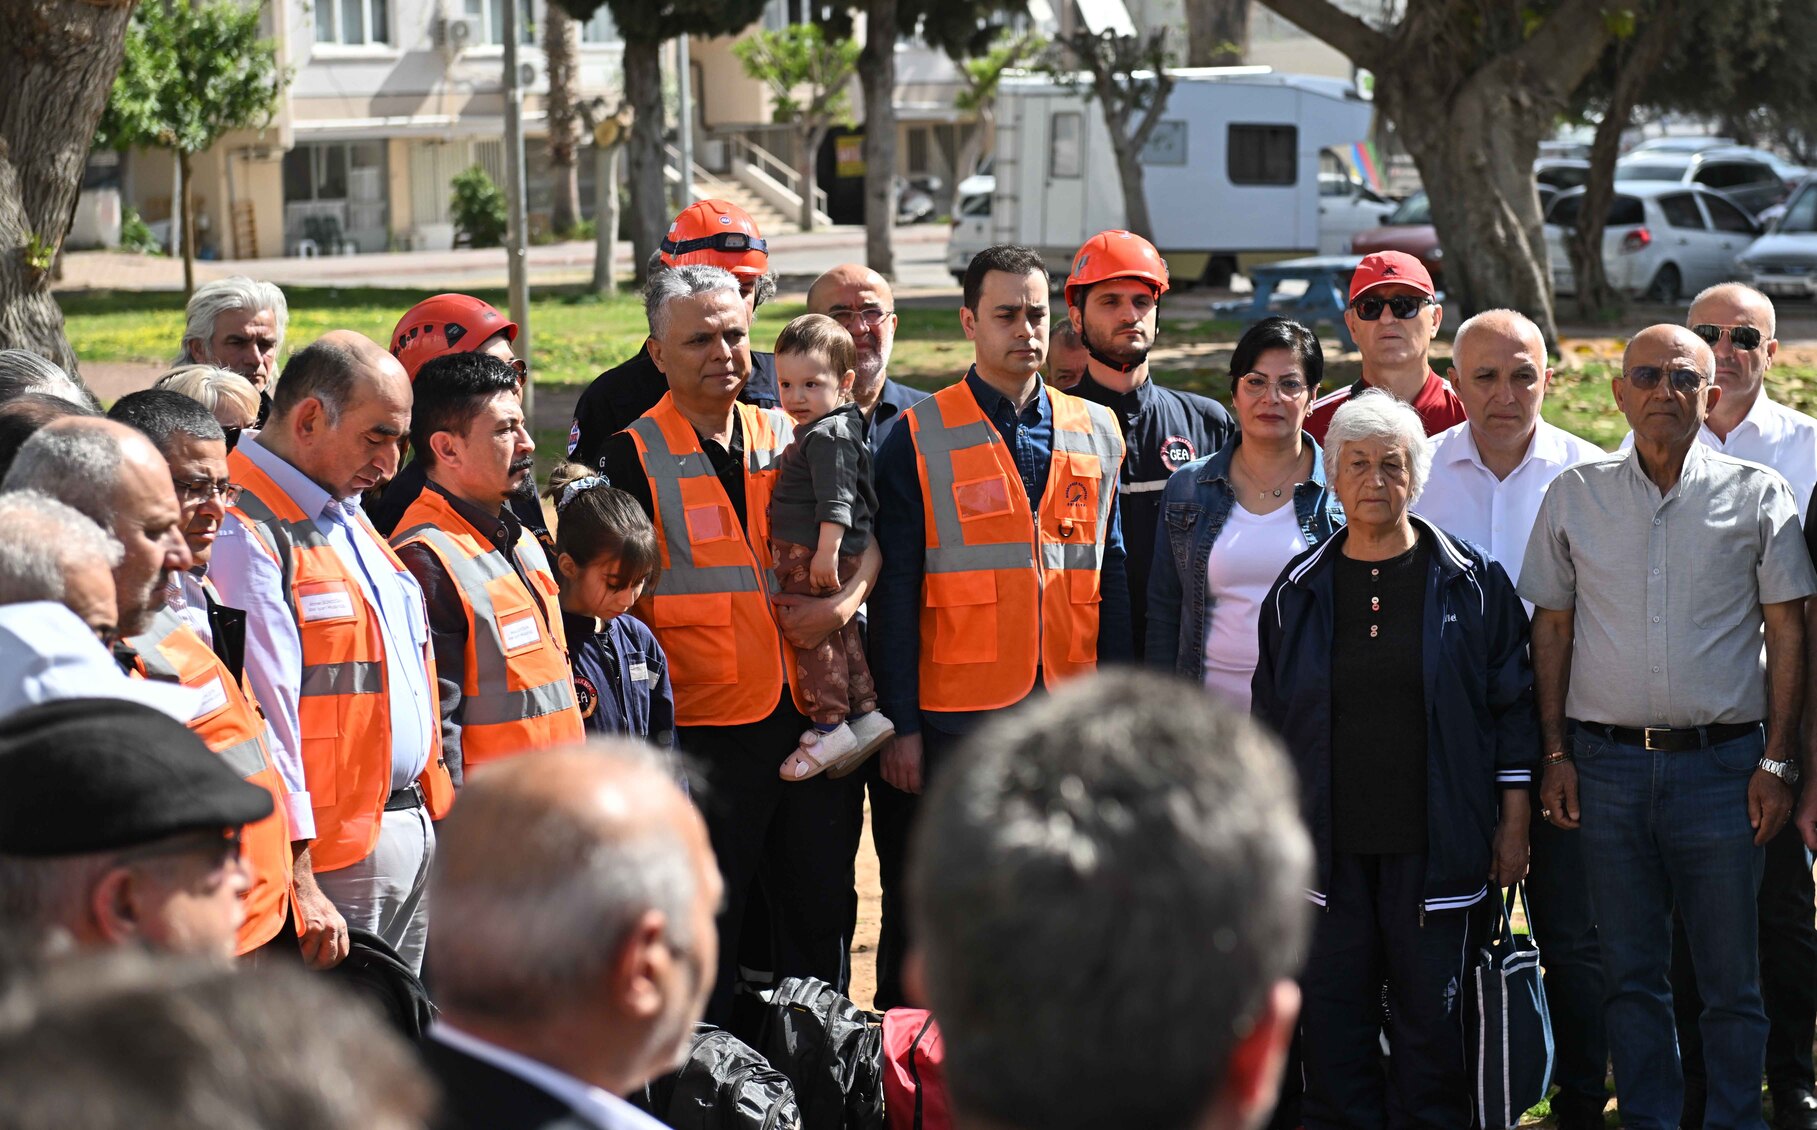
465, 0, 534, 45
1050, 112, 1082, 179
581, 8, 618, 42
1228, 124, 1296, 186
316, 0, 390, 45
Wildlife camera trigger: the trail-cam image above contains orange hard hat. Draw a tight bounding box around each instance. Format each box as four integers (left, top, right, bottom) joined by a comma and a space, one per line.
1065, 230, 1170, 310
389, 294, 518, 381
660, 199, 769, 279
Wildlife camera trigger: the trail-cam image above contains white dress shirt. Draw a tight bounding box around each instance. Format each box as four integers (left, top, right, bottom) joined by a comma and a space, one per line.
209, 437, 437, 840
1619, 390, 1817, 520
1415, 419, 1604, 587
430, 1024, 671, 1130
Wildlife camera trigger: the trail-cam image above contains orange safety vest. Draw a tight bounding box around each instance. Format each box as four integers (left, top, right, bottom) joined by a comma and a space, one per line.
626, 395, 810, 727
905, 381, 1125, 712
227, 449, 454, 874
391, 488, 584, 768
128, 599, 293, 955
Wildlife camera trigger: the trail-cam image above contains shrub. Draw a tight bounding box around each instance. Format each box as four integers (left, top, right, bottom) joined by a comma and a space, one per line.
119, 207, 163, 255
451, 165, 507, 248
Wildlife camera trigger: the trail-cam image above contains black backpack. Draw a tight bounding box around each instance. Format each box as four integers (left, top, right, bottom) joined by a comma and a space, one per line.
634, 1025, 802, 1130
753, 977, 885, 1130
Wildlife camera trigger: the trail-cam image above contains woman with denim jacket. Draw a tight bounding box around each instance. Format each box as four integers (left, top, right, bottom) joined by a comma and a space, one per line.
1146, 318, 1344, 708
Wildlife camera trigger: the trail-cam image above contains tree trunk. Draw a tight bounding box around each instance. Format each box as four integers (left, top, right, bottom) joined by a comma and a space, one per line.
1112, 138, 1155, 242
593, 141, 624, 295
798, 126, 818, 233
955, 104, 993, 185
1375, 62, 1562, 344
544, 5, 581, 238
623, 37, 665, 284
0, 0, 135, 382
1183, 0, 1249, 67
1569, 3, 1676, 320
179, 150, 197, 297
861, 0, 897, 277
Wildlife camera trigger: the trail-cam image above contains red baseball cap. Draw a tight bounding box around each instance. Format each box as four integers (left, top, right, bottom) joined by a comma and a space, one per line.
1349, 251, 1436, 301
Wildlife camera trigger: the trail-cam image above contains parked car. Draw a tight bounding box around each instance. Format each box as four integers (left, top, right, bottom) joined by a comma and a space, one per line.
1627, 135, 1736, 156
948, 172, 994, 281
1739, 178, 1817, 299
1543, 180, 1761, 301
1611, 148, 1788, 217
1317, 172, 1395, 255
1351, 190, 1443, 286
1535, 159, 1591, 191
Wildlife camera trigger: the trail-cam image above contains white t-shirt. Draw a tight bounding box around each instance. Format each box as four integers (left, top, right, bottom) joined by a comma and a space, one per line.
1203, 502, 1308, 711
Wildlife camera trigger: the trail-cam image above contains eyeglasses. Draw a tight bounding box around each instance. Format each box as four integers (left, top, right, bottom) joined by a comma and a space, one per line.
220, 425, 243, 452
1623, 365, 1708, 394
173, 477, 243, 506
1236, 374, 1310, 398
506, 356, 528, 376
1690, 323, 1764, 350
1350, 294, 1434, 321
829, 308, 893, 329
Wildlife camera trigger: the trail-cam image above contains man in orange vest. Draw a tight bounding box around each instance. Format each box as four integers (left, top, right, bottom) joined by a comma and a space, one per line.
110, 388, 348, 965
870, 243, 1132, 789
391, 352, 583, 779
209, 331, 453, 974
594, 264, 880, 1028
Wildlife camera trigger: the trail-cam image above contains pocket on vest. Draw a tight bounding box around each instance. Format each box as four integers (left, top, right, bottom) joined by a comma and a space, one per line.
1065, 569, 1101, 663
646, 592, 738, 684
925, 571, 997, 665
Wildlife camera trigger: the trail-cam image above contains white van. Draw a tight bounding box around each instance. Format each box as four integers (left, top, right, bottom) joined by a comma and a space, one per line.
949, 68, 1375, 286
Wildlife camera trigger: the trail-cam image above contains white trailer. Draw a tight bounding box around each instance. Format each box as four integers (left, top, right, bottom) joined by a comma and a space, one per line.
982, 68, 1376, 285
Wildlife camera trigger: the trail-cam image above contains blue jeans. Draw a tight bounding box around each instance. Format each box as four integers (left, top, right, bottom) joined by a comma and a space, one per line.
1574, 724, 1768, 1130
1527, 775, 1608, 1105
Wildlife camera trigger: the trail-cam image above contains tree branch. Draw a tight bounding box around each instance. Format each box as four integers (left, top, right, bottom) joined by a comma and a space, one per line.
1519, 0, 1625, 100
1252, 0, 1386, 68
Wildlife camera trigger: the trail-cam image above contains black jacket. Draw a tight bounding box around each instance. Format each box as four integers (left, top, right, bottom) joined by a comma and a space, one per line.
1252, 515, 1537, 914
421, 1036, 596, 1130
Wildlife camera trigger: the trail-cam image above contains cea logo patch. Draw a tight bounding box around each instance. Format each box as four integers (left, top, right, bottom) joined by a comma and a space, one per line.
574, 674, 598, 720
1159, 435, 1196, 471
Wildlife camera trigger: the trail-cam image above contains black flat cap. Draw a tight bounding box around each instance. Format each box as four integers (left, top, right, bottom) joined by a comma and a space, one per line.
0, 698, 273, 857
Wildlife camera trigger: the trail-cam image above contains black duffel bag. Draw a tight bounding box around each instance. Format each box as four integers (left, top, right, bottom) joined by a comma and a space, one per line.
753, 977, 885, 1130
634, 1024, 802, 1130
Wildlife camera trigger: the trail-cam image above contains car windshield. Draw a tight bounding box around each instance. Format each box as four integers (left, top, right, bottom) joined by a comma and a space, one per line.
1617, 163, 1686, 182
1386, 192, 1430, 225
1547, 193, 1645, 229
1779, 185, 1817, 233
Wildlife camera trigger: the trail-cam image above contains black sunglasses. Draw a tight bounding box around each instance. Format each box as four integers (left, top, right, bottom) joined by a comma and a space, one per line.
1624, 365, 1707, 393
1350, 294, 1434, 321
1690, 323, 1764, 350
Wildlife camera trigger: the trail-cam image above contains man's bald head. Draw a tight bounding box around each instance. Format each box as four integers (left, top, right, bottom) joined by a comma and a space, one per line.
1690, 282, 1776, 339
1622, 323, 1715, 377
1616, 323, 1719, 450
4, 418, 191, 638
806, 263, 898, 404
429, 742, 719, 1091
1447, 309, 1553, 459
1452, 309, 1545, 369
261, 332, 411, 499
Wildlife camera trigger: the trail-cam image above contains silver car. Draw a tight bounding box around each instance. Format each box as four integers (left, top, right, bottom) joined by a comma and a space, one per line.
1740, 179, 1817, 299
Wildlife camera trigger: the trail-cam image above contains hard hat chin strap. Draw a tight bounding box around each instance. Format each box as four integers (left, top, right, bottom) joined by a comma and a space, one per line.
1078, 323, 1147, 375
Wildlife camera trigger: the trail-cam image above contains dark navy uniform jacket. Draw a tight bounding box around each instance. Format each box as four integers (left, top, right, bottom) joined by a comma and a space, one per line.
569, 345, 779, 472
562, 610, 675, 751
1072, 372, 1234, 660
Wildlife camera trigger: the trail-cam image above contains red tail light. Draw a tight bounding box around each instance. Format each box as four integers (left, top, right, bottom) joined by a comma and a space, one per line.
1620, 227, 1652, 253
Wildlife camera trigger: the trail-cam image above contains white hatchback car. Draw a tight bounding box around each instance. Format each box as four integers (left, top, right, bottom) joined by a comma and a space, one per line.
1543, 181, 1761, 302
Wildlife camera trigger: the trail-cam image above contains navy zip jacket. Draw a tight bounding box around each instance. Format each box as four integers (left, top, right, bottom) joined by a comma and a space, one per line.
563, 610, 675, 751
1251, 515, 1537, 914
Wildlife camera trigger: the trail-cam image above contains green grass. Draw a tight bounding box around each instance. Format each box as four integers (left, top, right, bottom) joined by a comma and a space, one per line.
55, 286, 1817, 455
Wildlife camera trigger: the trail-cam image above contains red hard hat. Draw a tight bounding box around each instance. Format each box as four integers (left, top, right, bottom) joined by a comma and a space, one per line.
1065, 230, 1170, 310
389, 294, 518, 381
660, 199, 769, 279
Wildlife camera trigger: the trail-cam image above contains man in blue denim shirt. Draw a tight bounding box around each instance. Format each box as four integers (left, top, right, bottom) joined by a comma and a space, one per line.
870, 245, 1131, 795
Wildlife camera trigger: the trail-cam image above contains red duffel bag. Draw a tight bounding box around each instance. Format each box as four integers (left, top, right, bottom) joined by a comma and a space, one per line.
881, 1009, 950, 1130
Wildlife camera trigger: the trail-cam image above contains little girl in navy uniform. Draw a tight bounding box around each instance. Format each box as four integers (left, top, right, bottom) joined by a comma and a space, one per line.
543, 462, 675, 750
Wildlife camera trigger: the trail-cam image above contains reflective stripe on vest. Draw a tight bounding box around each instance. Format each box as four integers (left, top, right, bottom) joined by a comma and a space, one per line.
127, 602, 292, 954
227, 448, 453, 873
392, 488, 584, 767
626, 395, 810, 727
908, 382, 1125, 711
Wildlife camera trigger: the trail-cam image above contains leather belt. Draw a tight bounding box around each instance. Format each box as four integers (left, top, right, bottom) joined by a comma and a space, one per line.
1581, 721, 1761, 752
384, 782, 425, 812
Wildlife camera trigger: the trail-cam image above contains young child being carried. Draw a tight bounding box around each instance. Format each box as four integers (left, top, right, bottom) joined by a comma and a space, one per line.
769, 314, 893, 780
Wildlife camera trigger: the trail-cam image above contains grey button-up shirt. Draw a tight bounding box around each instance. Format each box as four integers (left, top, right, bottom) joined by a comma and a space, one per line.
1519, 442, 1815, 728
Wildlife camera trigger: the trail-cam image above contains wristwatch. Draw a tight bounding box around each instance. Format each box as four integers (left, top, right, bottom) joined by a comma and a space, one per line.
1759, 756, 1801, 784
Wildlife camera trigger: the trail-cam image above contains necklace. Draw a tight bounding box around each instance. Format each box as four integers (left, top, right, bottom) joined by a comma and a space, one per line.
1235, 447, 1303, 500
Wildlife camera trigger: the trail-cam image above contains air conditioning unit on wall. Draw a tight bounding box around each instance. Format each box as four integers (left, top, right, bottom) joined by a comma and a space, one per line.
434, 14, 479, 58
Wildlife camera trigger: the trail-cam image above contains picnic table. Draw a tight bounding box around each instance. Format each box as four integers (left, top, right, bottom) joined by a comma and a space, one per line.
1214, 255, 1363, 350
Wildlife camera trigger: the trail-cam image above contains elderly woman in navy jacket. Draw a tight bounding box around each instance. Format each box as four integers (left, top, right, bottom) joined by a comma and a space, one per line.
1252, 390, 1537, 1130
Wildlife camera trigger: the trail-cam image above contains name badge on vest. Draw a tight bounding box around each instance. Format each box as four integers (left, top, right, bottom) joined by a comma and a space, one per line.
297, 580, 356, 622
191, 674, 230, 718
499, 609, 542, 653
